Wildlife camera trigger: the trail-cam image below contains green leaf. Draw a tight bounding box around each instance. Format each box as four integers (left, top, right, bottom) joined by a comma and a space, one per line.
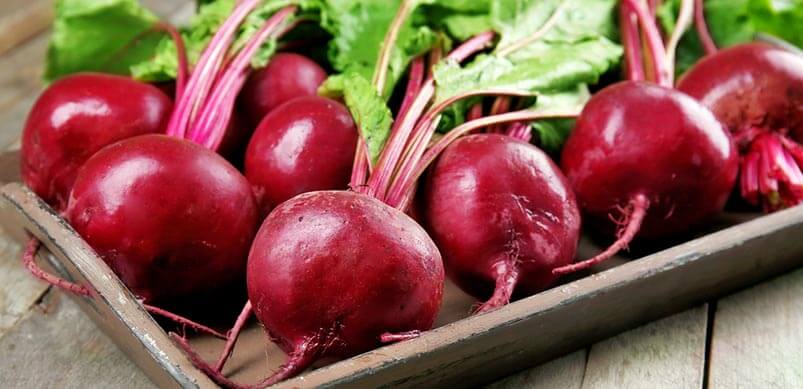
45, 0, 160, 82
131, 0, 302, 81
320, 0, 437, 97
320, 73, 393, 164
529, 85, 590, 152
434, 0, 622, 104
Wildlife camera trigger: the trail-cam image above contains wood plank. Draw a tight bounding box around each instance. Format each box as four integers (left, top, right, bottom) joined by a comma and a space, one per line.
0, 0, 52, 56
486, 350, 587, 389
581, 305, 708, 389
0, 291, 154, 388
0, 226, 48, 334
708, 269, 803, 388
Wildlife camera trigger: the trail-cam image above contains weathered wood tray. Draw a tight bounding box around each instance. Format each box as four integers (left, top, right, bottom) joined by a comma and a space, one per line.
2, 150, 802, 389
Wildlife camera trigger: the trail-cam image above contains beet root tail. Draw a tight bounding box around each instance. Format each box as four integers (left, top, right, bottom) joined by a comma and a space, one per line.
172, 332, 319, 389
214, 301, 254, 372
22, 237, 92, 296
142, 303, 226, 339
475, 259, 520, 314
552, 193, 650, 276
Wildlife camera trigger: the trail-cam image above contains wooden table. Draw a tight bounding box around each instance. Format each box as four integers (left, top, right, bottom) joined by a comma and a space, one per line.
1, 1, 801, 388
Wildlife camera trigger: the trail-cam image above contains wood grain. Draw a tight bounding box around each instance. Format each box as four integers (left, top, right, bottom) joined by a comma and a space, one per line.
486, 350, 587, 389
708, 269, 803, 388
0, 226, 48, 334
0, 291, 154, 388
0, 0, 52, 56
582, 305, 708, 389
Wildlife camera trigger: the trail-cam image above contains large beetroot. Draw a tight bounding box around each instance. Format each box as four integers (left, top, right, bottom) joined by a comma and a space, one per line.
21, 73, 172, 210
422, 134, 580, 312
66, 135, 259, 301
677, 43, 803, 210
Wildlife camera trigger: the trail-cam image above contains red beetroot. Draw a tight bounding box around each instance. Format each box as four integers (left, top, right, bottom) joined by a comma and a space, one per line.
244, 96, 357, 214
245, 191, 443, 382
65, 135, 259, 301
21, 73, 172, 210
422, 134, 580, 312
677, 43, 803, 210
556, 82, 738, 273
239, 53, 327, 125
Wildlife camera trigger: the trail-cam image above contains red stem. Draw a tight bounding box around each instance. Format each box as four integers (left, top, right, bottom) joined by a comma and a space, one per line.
489, 97, 512, 133
467, 103, 483, 121
22, 237, 92, 296
620, 3, 646, 81
214, 301, 253, 372
192, 6, 297, 150
393, 109, 580, 210
154, 22, 189, 102
143, 303, 226, 339
552, 193, 650, 275
475, 260, 519, 314
694, 0, 718, 55
622, 0, 670, 86
366, 31, 496, 201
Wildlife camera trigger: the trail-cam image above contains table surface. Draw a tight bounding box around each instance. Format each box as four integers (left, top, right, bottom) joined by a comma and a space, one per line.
1, 1, 802, 388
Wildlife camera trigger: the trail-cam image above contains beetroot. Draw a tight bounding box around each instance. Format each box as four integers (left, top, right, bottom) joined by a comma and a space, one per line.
556, 81, 738, 273
239, 53, 327, 125
422, 134, 580, 312
244, 96, 357, 214
66, 135, 259, 301
677, 43, 803, 210
245, 191, 443, 381
21, 73, 172, 210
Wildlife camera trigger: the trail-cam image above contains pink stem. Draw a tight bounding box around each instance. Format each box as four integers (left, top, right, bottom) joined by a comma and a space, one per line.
620, 2, 646, 81
143, 303, 227, 339
393, 109, 580, 210
191, 6, 297, 150
349, 143, 371, 192
366, 31, 496, 201
153, 22, 188, 101
166, 0, 262, 138
380, 330, 421, 343
552, 193, 650, 275
214, 301, 253, 372
385, 89, 534, 207
489, 97, 511, 133
741, 152, 761, 206
475, 260, 519, 314
467, 103, 483, 121
622, 0, 671, 86
22, 237, 92, 296
694, 0, 718, 55
506, 122, 532, 142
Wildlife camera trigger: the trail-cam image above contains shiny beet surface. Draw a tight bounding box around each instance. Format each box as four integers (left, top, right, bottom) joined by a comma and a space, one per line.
422, 134, 581, 304
247, 191, 443, 360
561, 81, 739, 239
239, 53, 327, 125
66, 135, 260, 302
244, 96, 357, 214
677, 43, 803, 210
21, 73, 172, 210
677, 43, 803, 140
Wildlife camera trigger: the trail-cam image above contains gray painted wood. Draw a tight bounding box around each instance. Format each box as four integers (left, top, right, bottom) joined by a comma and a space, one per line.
0, 292, 154, 389
582, 306, 708, 389
708, 269, 803, 388
487, 350, 587, 389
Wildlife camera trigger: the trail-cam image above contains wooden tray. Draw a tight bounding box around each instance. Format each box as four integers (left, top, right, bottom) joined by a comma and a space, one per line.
2, 150, 803, 388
